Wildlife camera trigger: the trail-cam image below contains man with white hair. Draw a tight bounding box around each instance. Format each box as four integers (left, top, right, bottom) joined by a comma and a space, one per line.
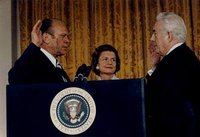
146, 12, 200, 137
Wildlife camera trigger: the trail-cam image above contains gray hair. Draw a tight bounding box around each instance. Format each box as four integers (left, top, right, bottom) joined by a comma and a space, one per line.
156, 12, 187, 42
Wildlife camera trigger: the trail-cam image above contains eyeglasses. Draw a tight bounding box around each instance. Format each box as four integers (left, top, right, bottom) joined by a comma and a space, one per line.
47, 32, 71, 40
99, 57, 116, 64
57, 34, 71, 40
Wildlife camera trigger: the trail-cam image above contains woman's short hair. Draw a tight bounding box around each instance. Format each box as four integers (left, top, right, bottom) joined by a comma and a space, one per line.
91, 44, 120, 76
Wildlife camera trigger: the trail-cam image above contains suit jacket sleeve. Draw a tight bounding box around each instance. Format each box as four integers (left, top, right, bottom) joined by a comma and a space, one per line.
8, 43, 41, 84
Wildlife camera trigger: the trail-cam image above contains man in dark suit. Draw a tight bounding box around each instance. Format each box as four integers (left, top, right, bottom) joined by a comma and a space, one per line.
8, 19, 71, 84
146, 12, 200, 137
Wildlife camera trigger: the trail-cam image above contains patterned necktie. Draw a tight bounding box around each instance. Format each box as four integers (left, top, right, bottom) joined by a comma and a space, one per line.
56, 61, 70, 82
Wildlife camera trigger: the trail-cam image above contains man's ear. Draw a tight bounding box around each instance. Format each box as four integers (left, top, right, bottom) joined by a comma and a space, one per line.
42, 33, 51, 44
167, 31, 173, 42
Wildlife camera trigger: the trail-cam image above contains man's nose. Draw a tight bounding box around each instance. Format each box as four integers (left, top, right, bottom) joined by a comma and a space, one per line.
150, 34, 155, 41
64, 36, 71, 44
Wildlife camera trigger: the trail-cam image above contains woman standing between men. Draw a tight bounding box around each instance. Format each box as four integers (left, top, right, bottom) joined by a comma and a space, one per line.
91, 44, 120, 80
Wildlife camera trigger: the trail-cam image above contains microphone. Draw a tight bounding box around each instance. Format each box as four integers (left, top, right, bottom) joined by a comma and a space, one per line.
74, 64, 91, 82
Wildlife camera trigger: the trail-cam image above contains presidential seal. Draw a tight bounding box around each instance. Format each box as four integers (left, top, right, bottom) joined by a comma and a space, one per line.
50, 87, 96, 135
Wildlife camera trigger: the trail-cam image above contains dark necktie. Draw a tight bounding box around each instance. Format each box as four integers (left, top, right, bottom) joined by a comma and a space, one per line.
56, 61, 70, 82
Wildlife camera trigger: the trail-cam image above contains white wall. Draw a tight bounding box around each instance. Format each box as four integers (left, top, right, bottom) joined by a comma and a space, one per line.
0, 0, 12, 137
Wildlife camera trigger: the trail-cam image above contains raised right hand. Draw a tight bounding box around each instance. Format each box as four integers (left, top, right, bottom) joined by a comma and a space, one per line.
31, 20, 42, 47
149, 41, 161, 69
